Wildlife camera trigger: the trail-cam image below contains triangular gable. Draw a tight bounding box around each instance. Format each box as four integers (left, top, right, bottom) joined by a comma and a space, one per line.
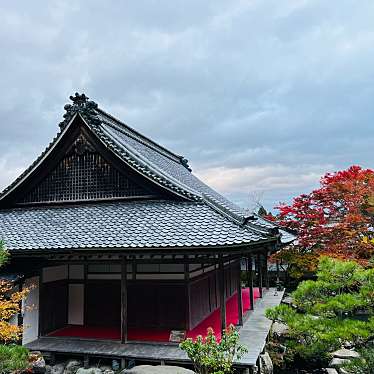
0, 114, 174, 207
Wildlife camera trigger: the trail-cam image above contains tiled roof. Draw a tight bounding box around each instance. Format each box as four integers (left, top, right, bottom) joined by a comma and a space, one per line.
0, 94, 296, 251
0, 200, 270, 252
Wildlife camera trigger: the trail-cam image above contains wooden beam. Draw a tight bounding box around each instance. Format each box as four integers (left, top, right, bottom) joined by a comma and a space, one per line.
247, 255, 255, 310
218, 256, 226, 333
237, 259, 243, 326
257, 253, 263, 298
121, 257, 128, 343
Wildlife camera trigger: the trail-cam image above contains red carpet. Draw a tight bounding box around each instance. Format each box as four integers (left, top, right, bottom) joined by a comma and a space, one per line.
50, 287, 259, 342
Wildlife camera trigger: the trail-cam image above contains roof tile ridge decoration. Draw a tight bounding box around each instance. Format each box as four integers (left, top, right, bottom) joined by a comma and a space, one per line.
201, 193, 274, 238
91, 121, 201, 201
96, 107, 192, 171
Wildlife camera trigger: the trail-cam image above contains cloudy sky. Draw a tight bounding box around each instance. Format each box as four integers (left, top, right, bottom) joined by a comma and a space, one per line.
1, 0, 374, 211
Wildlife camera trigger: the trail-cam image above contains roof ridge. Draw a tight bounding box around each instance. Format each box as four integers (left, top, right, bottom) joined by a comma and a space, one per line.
96, 107, 191, 169
100, 115, 183, 165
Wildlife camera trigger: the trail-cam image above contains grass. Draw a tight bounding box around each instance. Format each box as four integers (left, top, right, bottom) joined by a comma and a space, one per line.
0, 344, 29, 373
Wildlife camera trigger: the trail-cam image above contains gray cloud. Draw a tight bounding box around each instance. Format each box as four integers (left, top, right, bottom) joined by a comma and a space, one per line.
1, 0, 374, 210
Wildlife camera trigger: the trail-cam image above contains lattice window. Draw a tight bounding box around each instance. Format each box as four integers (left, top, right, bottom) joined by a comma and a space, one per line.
21, 134, 150, 203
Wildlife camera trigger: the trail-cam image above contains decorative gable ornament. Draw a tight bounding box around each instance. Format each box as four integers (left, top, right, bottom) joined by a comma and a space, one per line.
59, 92, 101, 130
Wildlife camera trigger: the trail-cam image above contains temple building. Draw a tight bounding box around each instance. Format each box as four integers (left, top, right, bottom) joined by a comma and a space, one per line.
0, 93, 294, 371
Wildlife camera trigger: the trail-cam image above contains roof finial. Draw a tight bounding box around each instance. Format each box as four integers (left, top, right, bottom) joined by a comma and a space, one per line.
69, 92, 89, 107
59, 92, 99, 130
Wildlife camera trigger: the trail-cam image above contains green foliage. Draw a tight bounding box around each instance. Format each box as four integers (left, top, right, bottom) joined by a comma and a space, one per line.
266, 257, 374, 363
179, 325, 247, 374
0, 344, 29, 373
343, 346, 374, 374
0, 241, 9, 268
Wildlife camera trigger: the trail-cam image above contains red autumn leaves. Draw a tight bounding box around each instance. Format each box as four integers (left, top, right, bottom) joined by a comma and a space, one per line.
273, 166, 374, 266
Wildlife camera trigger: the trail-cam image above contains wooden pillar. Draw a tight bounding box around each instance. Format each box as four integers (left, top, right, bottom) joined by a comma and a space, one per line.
38, 267, 44, 337
17, 281, 24, 327
276, 260, 280, 289
121, 257, 128, 343
247, 255, 255, 310
264, 252, 270, 290
185, 260, 191, 330
237, 259, 243, 326
257, 253, 263, 298
83, 262, 88, 326
132, 258, 136, 280
218, 256, 226, 333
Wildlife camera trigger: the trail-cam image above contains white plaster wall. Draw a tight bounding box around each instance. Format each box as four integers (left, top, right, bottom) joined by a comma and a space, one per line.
43, 265, 68, 283
22, 276, 39, 345
68, 284, 84, 325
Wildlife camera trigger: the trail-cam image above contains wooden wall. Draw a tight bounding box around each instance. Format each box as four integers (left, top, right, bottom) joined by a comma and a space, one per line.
127, 282, 187, 330
189, 261, 239, 329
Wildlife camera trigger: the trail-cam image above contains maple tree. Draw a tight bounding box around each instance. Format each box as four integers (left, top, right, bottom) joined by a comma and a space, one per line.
271, 166, 374, 277
0, 241, 30, 343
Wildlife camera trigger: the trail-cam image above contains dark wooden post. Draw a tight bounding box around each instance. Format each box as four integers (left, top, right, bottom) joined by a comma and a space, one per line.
38, 267, 44, 337
121, 257, 128, 343
257, 253, 263, 298
237, 259, 243, 326
276, 260, 280, 289
218, 256, 226, 333
185, 259, 191, 330
132, 258, 136, 280
83, 262, 88, 326
17, 281, 24, 327
264, 251, 270, 290
247, 255, 254, 310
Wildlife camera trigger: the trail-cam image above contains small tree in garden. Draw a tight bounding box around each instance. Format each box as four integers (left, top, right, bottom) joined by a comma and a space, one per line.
266, 257, 374, 365
271, 166, 374, 278
179, 325, 247, 374
0, 241, 30, 342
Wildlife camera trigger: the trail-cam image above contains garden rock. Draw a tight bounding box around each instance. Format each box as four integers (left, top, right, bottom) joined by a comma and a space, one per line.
45, 365, 52, 374
332, 348, 360, 359
64, 360, 83, 374
76, 368, 102, 374
329, 358, 351, 367
259, 352, 273, 374
123, 365, 195, 374
29, 352, 46, 374
338, 368, 349, 374
52, 363, 66, 374
271, 322, 288, 337
324, 369, 338, 374
282, 296, 293, 305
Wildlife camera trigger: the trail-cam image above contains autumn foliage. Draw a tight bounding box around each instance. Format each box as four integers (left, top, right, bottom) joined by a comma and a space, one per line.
272, 166, 374, 276
0, 242, 30, 343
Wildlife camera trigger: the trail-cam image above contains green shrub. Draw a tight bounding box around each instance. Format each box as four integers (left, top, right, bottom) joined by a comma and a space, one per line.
0, 344, 29, 373
343, 346, 374, 374
179, 325, 247, 374
266, 257, 374, 364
